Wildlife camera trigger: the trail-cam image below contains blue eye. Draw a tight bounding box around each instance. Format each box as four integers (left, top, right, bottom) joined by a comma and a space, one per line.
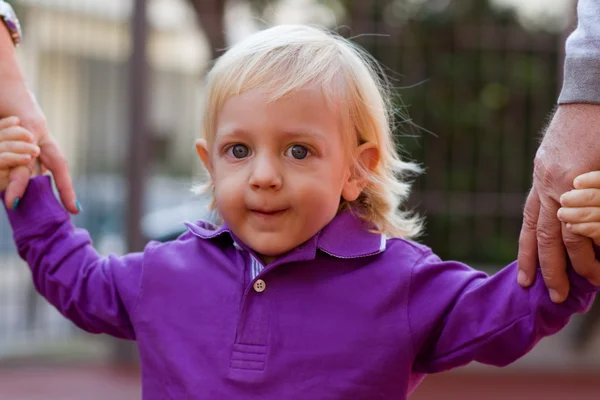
287, 145, 309, 160
229, 144, 249, 159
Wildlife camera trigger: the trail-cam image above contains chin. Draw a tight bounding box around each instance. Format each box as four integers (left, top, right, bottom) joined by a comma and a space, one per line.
251, 242, 294, 258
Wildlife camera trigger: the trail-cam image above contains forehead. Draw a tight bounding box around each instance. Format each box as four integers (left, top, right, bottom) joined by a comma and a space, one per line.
215, 88, 345, 140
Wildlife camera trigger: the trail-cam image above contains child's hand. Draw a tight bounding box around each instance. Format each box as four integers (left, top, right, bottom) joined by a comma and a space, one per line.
0, 116, 41, 192
558, 171, 600, 246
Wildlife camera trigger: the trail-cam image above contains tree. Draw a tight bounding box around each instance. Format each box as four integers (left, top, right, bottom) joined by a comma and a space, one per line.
186, 0, 273, 60
186, 0, 373, 60
187, 0, 227, 60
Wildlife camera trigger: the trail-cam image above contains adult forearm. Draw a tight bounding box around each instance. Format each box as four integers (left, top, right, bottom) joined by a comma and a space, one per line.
0, 7, 33, 121
559, 0, 600, 104
0, 20, 22, 79
0, 2, 76, 214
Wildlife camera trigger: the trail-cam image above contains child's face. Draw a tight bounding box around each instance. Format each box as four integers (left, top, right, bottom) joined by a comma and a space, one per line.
197, 88, 373, 262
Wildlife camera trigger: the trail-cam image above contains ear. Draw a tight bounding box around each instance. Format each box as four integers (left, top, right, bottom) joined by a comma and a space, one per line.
341, 142, 379, 202
195, 138, 213, 176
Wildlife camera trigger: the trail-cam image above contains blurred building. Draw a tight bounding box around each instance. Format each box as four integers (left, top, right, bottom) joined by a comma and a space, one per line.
15, 0, 208, 176
1, 0, 213, 362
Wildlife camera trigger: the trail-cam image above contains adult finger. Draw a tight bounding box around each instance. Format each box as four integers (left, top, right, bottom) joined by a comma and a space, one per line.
37, 135, 78, 214
537, 194, 569, 303
518, 188, 540, 287
4, 165, 30, 209
562, 227, 600, 286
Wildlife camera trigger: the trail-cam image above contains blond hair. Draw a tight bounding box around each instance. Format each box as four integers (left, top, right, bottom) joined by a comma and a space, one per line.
199, 25, 422, 239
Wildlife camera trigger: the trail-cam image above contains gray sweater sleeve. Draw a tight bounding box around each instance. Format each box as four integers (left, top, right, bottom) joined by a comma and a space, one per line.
558, 0, 600, 104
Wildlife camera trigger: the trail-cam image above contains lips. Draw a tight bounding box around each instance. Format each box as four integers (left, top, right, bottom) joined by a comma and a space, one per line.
248, 207, 289, 220
250, 209, 287, 216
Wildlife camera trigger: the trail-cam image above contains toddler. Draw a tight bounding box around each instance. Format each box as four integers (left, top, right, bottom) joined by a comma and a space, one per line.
2, 25, 600, 400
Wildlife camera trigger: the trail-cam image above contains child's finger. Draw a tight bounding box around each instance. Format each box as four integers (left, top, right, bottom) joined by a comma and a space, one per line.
560, 188, 600, 207
0, 125, 35, 143
558, 206, 600, 224
0, 116, 20, 131
0, 152, 32, 169
566, 222, 600, 246
0, 141, 40, 157
4, 166, 30, 209
574, 172, 600, 189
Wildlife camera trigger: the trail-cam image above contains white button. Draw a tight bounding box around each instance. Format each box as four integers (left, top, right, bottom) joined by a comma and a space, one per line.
253, 279, 266, 293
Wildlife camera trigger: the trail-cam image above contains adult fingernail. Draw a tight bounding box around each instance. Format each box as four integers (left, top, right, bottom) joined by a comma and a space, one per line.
549, 289, 563, 303
76, 200, 83, 212
517, 270, 529, 286
12, 198, 20, 210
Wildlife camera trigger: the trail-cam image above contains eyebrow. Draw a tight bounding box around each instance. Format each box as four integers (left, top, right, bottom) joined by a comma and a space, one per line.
281, 129, 328, 143
217, 128, 328, 143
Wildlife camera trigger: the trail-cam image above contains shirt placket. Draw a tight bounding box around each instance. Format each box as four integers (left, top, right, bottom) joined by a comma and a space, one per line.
229, 244, 271, 381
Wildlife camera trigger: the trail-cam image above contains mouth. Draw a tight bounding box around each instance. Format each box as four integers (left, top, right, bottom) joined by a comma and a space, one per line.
249, 208, 288, 218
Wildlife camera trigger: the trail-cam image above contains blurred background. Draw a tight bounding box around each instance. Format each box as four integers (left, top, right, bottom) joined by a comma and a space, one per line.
1, 0, 600, 398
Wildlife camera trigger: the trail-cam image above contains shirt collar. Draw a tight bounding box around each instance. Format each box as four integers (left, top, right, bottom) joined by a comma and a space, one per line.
315, 209, 386, 258
184, 219, 232, 240
184, 209, 386, 259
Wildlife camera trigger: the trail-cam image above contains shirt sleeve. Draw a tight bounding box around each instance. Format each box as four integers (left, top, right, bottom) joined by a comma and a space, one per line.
408, 250, 598, 373
2, 176, 151, 340
558, 0, 600, 104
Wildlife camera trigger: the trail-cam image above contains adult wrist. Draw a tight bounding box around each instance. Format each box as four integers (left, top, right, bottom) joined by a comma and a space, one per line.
0, 12, 15, 56
0, 1, 22, 46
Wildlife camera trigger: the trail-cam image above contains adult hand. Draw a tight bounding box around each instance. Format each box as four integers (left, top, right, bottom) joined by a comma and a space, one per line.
0, 28, 78, 213
518, 104, 600, 303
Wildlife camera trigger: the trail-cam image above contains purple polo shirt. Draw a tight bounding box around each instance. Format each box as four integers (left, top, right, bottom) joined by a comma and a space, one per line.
4, 176, 598, 399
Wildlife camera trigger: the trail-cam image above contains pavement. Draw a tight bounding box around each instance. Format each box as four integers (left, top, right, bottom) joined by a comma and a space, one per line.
0, 364, 141, 400
413, 371, 600, 399
1, 364, 599, 400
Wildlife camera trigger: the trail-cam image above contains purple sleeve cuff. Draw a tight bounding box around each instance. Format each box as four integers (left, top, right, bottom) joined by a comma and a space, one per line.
1, 175, 69, 237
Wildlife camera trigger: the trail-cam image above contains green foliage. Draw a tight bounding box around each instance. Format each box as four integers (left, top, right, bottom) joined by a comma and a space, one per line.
365, 1, 560, 264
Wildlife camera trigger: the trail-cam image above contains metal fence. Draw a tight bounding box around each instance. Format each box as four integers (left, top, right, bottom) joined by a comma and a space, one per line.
0, 0, 573, 362
350, 1, 571, 264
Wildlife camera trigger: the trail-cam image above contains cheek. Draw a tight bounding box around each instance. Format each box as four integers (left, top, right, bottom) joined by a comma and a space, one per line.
297, 184, 340, 236
212, 166, 245, 207
293, 173, 343, 214
214, 177, 242, 198
212, 158, 243, 187
307, 160, 347, 196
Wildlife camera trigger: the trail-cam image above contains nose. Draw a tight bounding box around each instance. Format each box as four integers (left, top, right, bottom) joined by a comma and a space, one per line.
249, 153, 282, 191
